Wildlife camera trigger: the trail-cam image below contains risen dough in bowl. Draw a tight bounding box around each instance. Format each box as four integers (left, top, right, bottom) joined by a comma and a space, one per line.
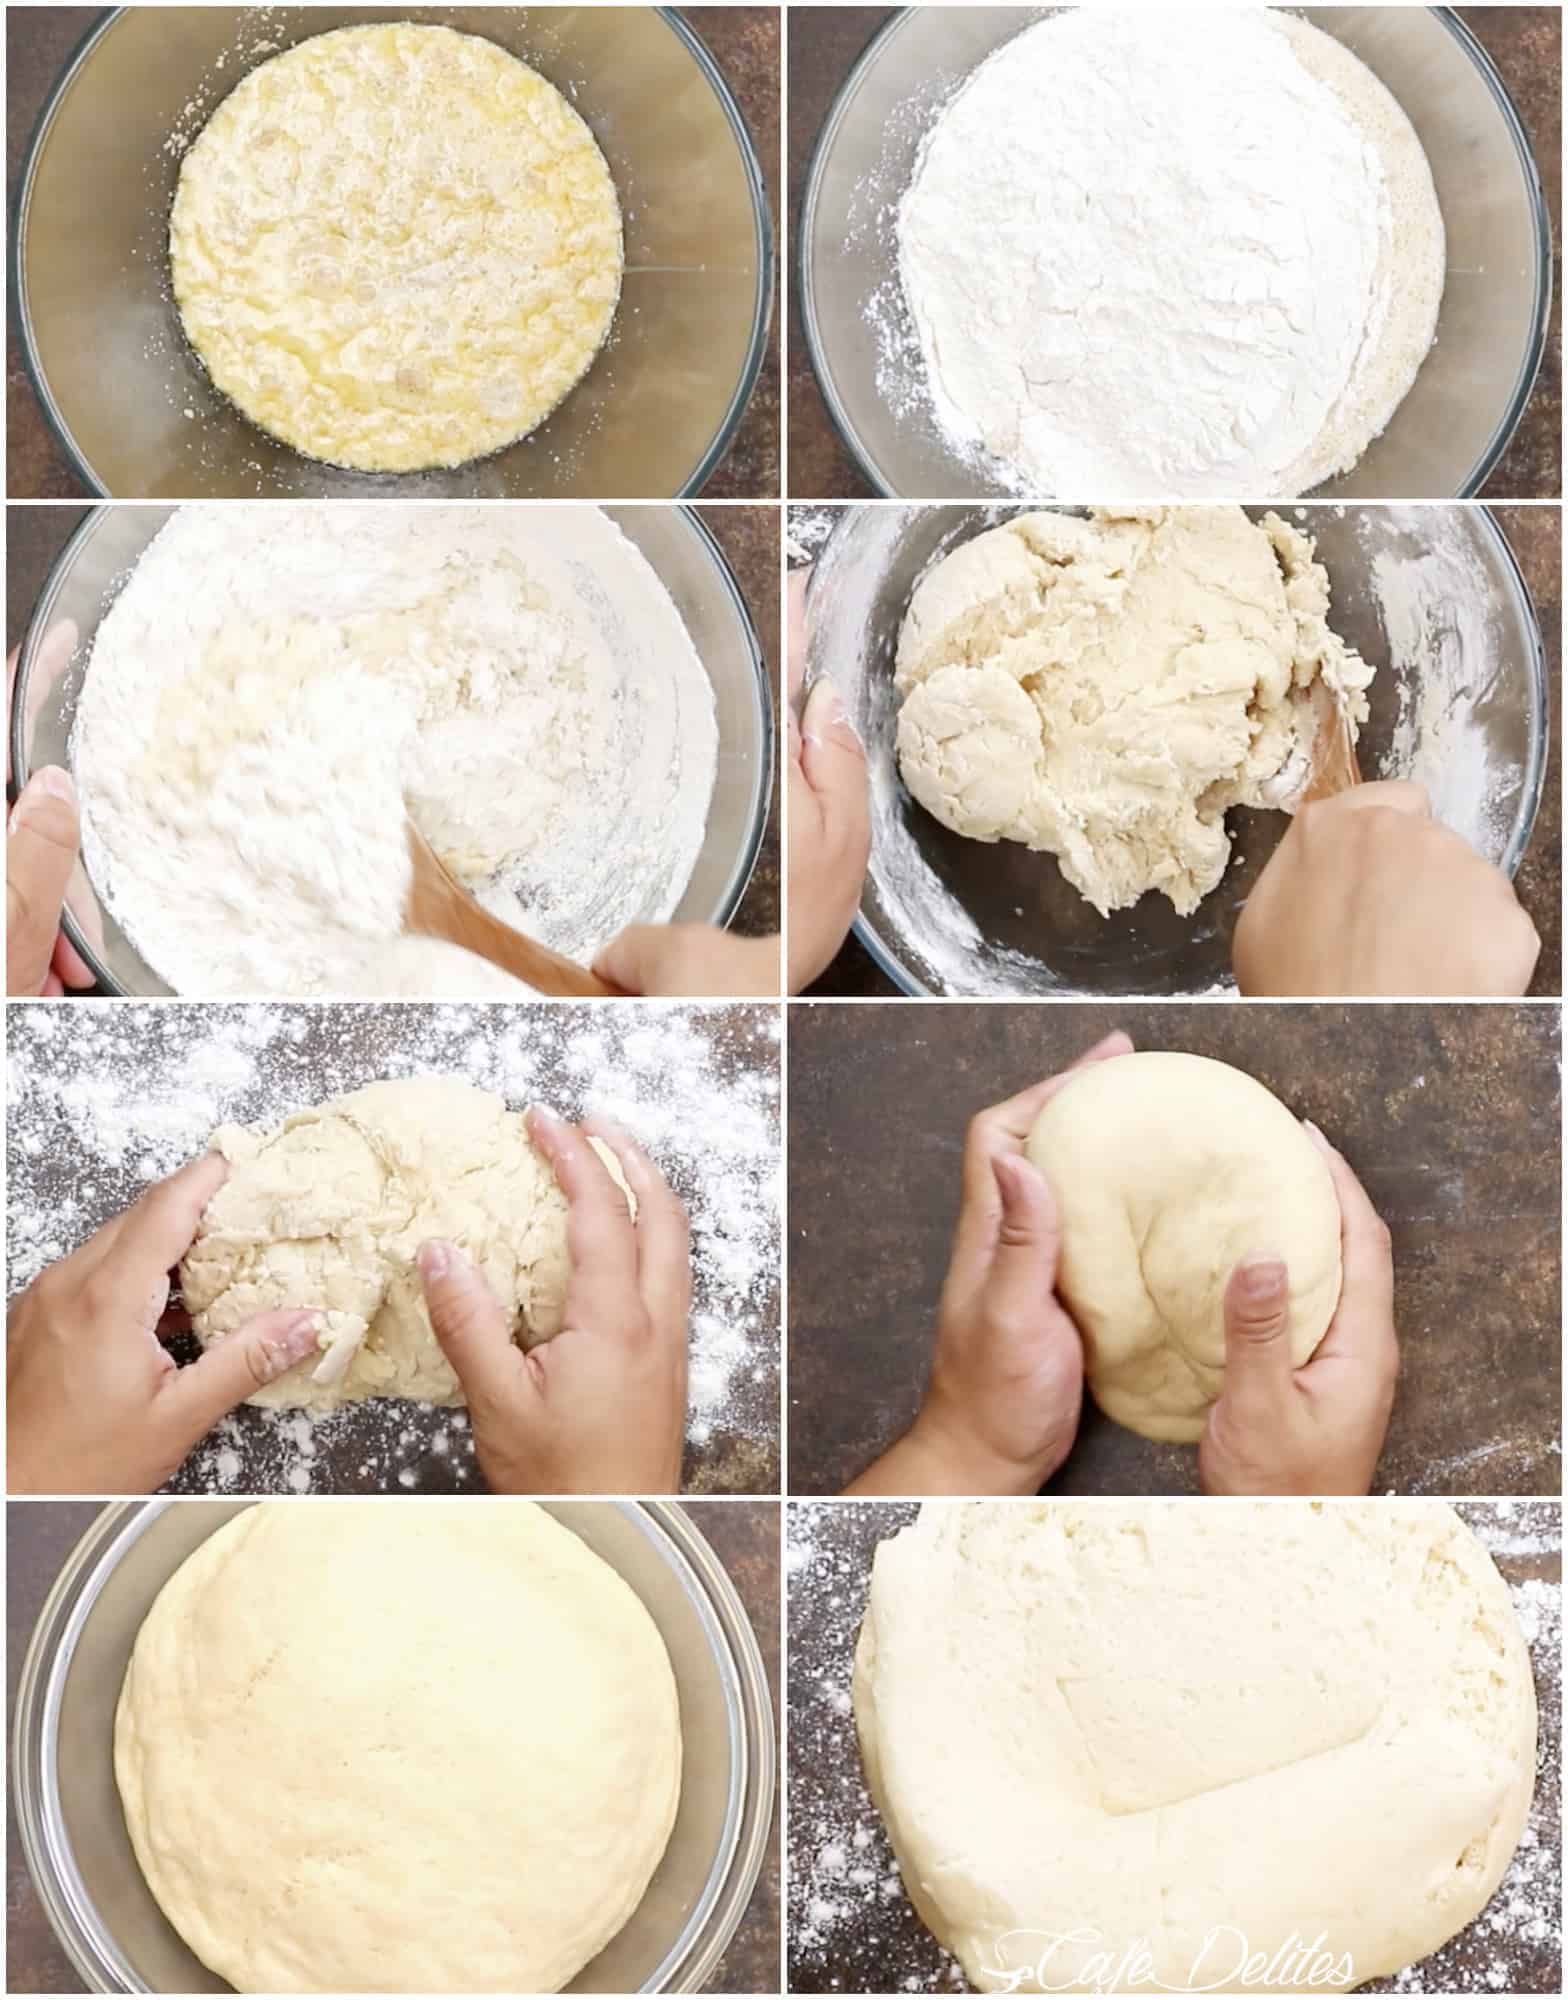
1025, 1051, 1340, 1440
115, 1500, 681, 1993
180, 1077, 633, 1410
854, 1501, 1536, 1996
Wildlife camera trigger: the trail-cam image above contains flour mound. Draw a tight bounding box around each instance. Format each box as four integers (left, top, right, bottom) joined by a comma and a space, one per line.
898, 9, 1445, 497
894, 506, 1372, 917
181, 1076, 632, 1411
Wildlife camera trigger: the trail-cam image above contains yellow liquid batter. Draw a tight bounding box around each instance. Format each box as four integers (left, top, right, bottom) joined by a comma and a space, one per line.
169, 23, 623, 473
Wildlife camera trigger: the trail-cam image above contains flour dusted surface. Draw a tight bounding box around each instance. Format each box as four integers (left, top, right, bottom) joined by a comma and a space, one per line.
73, 505, 717, 996
170, 23, 623, 473
898, 9, 1444, 497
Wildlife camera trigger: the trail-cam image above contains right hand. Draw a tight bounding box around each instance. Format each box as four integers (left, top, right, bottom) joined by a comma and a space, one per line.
1234, 781, 1539, 997
6, 627, 96, 998
1200, 1124, 1399, 1496
416, 1108, 689, 1493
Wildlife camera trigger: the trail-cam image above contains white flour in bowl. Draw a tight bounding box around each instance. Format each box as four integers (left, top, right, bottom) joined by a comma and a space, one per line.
72, 505, 718, 996
896, 8, 1444, 497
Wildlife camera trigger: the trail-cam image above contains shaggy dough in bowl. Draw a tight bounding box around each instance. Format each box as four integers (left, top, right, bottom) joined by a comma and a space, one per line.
894, 507, 1372, 917
1025, 1052, 1341, 1440
180, 1077, 633, 1410
115, 1500, 681, 1993
855, 1501, 1536, 1996
170, 23, 622, 472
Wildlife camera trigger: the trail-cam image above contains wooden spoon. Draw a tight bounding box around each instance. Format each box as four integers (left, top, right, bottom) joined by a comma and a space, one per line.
1299, 679, 1362, 806
403, 820, 614, 996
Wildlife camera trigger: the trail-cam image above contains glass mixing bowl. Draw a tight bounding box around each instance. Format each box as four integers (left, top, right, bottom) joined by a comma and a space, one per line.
14, 6, 773, 498
10, 1500, 775, 1994
806, 504, 1547, 996
800, 7, 1551, 499
11, 503, 772, 996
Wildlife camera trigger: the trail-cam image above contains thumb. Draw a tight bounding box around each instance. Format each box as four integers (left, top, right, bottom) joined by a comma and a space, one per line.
7, 767, 80, 997
417, 1240, 532, 1413
982, 1154, 1061, 1331
160, 1309, 325, 1436
798, 676, 868, 806
591, 924, 668, 997
1221, 1255, 1294, 1404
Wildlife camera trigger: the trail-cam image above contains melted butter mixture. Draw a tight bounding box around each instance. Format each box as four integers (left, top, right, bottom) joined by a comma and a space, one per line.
169, 23, 623, 472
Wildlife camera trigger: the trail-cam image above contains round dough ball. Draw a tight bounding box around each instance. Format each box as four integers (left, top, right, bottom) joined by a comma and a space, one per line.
115, 1501, 681, 1993
855, 1501, 1537, 1996
180, 1077, 634, 1410
1025, 1051, 1341, 1440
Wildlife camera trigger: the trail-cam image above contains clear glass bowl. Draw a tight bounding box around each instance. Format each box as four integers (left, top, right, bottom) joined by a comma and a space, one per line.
14, 6, 773, 499
800, 6, 1551, 499
806, 503, 1547, 996
10, 1500, 775, 1994
10, 503, 772, 996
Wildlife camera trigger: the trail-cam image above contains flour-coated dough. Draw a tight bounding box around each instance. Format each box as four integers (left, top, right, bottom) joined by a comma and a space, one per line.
855, 1501, 1537, 1996
895, 508, 1373, 916
115, 1500, 681, 1992
180, 1078, 634, 1410
1025, 1052, 1341, 1441
170, 23, 622, 472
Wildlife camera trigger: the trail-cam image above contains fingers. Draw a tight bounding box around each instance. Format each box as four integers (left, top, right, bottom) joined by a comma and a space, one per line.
1302, 1123, 1398, 1366
417, 1239, 531, 1411
51, 926, 96, 991
980, 1155, 1061, 1331
592, 924, 678, 997
585, 1117, 692, 1337
160, 1308, 325, 1436
1307, 779, 1430, 821
526, 1105, 641, 1330
89, 1152, 230, 1287
7, 767, 81, 997
1220, 1254, 1295, 1409
786, 568, 808, 707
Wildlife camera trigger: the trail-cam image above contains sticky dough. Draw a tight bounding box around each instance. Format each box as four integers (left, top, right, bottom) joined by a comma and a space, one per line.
180, 1078, 633, 1410
894, 507, 1373, 916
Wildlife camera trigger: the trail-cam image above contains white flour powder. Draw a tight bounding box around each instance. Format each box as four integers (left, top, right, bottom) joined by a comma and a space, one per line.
6, 1001, 780, 1493
73, 506, 718, 996
899, 9, 1445, 497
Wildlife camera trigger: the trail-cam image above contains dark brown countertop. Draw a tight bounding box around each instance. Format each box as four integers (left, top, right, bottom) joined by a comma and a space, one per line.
6, 6, 779, 500
800, 501, 1563, 998
5, 500, 780, 948
787, 6, 1562, 501
5, 1497, 782, 1994
786, 1002, 1561, 1495
785, 1497, 1562, 1995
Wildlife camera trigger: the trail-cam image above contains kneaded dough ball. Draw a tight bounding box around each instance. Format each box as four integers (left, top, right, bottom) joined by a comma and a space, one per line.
855, 1501, 1537, 1996
115, 1500, 681, 1992
180, 1077, 633, 1410
1025, 1051, 1341, 1440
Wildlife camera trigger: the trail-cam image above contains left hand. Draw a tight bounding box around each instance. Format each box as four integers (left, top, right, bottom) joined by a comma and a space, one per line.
7, 629, 96, 998
593, 924, 779, 996
6, 1154, 326, 1493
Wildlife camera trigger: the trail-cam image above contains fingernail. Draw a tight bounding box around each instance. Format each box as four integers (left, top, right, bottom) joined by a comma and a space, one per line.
526, 1102, 562, 1130
1239, 1255, 1287, 1296
419, 1241, 452, 1281
806, 675, 859, 747
10, 767, 75, 828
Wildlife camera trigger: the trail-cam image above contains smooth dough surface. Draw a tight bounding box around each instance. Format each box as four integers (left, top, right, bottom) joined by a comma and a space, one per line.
115, 1500, 681, 1993
1025, 1052, 1341, 1440
170, 23, 622, 472
180, 1077, 633, 1410
855, 1501, 1537, 1996
894, 507, 1373, 916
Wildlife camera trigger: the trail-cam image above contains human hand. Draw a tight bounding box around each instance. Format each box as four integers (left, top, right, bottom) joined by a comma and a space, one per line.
848, 1031, 1134, 1495
594, 923, 780, 996
6, 1154, 327, 1493
7, 628, 96, 998
1200, 1125, 1398, 1496
788, 570, 870, 993
416, 1108, 689, 1493
1235, 781, 1539, 997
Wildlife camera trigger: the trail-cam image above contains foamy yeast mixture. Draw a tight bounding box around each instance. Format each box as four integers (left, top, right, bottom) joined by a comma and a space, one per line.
170, 23, 623, 472
898, 8, 1446, 496
73, 506, 718, 997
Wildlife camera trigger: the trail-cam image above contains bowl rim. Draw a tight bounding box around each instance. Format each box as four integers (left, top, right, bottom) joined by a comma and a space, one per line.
10, 1497, 777, 1996
10, 4, 776, 500
804, 501, 1550, 998
797, 4, 1554, 502
10, 500, 773, 996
